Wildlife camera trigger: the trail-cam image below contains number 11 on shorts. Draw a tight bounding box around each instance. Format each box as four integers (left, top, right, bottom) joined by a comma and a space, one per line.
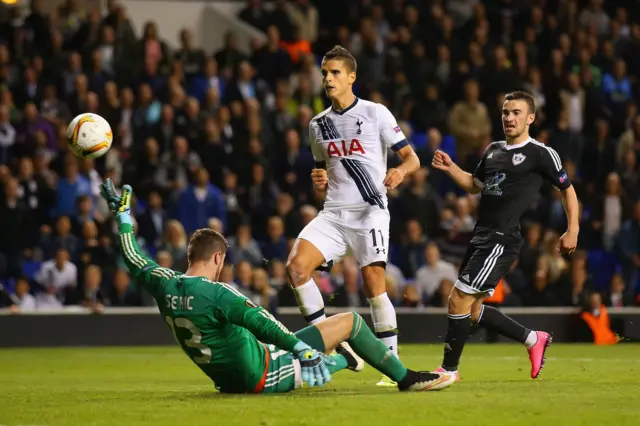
369, 228, 384, 247
369, 228, 385, 255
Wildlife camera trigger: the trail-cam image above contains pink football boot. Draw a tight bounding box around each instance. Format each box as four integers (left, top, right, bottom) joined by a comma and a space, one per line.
434, 367, 460, 382
528, 331, 552, 379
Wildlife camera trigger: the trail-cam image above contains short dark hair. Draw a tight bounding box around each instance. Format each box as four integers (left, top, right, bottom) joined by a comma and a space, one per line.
187, 228, 229, 264
322, 45, 357, 73
504, 91, 536, 114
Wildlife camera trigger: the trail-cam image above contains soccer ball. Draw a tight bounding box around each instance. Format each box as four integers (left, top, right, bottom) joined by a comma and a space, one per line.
67, 113, 113, 159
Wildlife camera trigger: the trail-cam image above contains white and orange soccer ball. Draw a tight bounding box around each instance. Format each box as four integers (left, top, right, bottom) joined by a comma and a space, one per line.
67, 113, 113, 159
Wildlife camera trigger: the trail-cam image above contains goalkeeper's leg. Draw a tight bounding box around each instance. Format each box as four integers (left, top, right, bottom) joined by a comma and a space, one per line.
295, 313, 455, 391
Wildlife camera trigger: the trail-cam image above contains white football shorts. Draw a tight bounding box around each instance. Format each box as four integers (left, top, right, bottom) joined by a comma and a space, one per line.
297, 206, 390, 267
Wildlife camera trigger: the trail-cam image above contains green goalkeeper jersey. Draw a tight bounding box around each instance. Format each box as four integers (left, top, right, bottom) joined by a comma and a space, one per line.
117, 223, 301, 393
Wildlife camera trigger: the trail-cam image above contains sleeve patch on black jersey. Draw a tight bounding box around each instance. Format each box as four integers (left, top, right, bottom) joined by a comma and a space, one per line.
245, 299, 258, 309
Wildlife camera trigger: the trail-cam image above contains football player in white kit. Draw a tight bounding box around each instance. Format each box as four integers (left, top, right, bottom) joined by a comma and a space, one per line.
286, 46, 421, 386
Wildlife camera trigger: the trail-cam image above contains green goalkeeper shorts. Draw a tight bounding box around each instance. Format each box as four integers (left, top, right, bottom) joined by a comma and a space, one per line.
258, 344, 302, 394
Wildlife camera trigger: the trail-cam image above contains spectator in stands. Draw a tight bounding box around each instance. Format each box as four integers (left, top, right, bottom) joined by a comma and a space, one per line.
556, 251, 594, 307
54, 157, 92, 218
261, 216, 287, 262
0, 105, 17, 164
156, 250, 173, 269
252, 267, 278, 312
238, 0, 270, 33
81, 264, 105, 312
234, 260, 258, 302
139, 21, 171, 74
219, 265, 234, 286
34, 248, 77, 308
448, 79, 491, 164
274, 128, 313, 200
77, 220, 100, 266
207, 217, 224, 236
108, 268, 142, 307
159, 220, 188, 272
385, 262, 406, 306
413, 242, 458, 306
519, 222, 543, 282
175, 167, 226, 235
541, 231, 569, 285
11, 277, 36, 312
39, 215, 79, 261
410, 84, 448, 134
523, 255, 558, 307
594, 172, 629, 251
244, 162, 280, 232
618, 149, 638, 200
137, 191, 167, 249
617, 114, 640, 165
283, 0, 318, 44
0, 176, 29, 278
269, 260, 287, 294
174, 28, 206, 83
223, 60, 263, 105
227, 223, 263, 267
72, 195, 99, 236
333, 257, 364, 308
558, 73, 586, 164
441, 196, 475, 249
396, 219, 428, 279
391, 167, 442, 241
215, 31, 248, 80
617, 200, 640, 298
252, 26, 292, 91
289, 53, 322, 96
605, 273, 633, 307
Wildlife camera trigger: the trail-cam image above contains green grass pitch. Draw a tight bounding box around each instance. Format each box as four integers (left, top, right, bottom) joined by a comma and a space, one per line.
1, 344, 639, 426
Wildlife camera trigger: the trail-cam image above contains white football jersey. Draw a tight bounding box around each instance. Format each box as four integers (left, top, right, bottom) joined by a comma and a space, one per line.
309, 98, 408, 211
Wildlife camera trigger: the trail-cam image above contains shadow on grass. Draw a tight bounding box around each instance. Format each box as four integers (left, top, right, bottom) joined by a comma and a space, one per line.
169, 387, 403, 400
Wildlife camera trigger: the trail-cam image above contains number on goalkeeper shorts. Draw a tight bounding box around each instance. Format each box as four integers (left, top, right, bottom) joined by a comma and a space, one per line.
165, 316, 212, 364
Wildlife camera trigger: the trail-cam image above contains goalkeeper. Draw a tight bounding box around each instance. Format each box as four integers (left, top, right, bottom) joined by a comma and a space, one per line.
102, 180, 454, 393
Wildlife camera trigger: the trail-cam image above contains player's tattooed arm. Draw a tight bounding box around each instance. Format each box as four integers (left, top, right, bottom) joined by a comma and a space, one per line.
384, 145, 419, 190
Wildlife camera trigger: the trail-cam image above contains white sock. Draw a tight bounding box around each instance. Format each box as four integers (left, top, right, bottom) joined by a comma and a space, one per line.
292, 278, 326, 325
524, 331, 538, 349
368, 292, 399, 358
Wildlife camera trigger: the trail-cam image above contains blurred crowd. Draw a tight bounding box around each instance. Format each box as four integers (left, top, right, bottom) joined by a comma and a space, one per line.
0, 0, 639, 314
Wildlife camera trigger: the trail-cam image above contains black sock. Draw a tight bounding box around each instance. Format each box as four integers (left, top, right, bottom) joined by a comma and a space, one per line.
441, 314, 472, 371
477, 305, 531, 343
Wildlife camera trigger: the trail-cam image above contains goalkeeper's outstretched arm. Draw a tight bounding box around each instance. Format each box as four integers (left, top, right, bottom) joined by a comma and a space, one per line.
102, 181, 170, 297
118, 221, 168, 295
213, 286, 302, 352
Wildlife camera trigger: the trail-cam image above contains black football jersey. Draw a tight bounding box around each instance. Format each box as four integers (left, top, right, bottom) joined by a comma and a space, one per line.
472, 139, 572, 243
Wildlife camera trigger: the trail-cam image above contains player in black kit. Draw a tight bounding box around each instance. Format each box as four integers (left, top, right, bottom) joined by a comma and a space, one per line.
431, 91, 579, 381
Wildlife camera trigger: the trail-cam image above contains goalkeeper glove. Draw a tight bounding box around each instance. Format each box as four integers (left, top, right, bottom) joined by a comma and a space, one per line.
293, 341, 332, 387
100, 178, 133, 226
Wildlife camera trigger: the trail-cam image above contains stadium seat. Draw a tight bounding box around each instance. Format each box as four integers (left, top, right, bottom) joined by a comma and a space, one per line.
411, 132, 427, 149
22, 261, 42, 281
440, 135, 457, 163
587, 250, 619, 290
2, 278, 16, 294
